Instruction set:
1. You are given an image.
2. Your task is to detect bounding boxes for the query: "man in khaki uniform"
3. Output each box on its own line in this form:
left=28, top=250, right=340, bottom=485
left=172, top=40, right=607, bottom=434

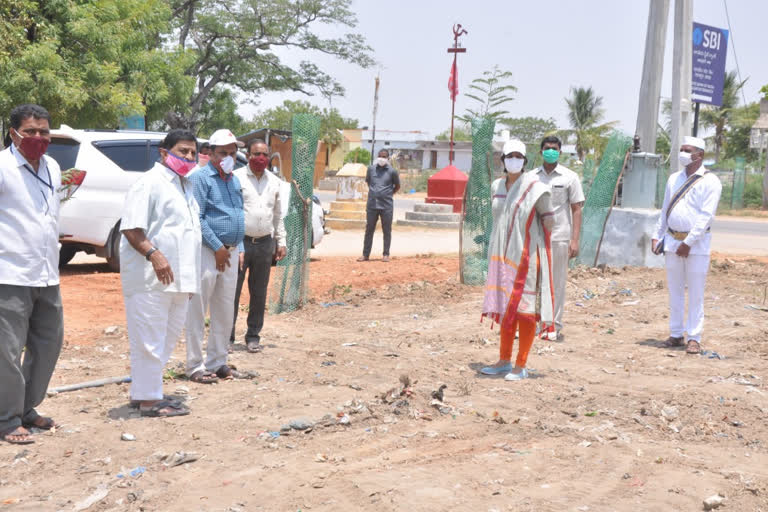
left=534, top=135, right=584, bottom=341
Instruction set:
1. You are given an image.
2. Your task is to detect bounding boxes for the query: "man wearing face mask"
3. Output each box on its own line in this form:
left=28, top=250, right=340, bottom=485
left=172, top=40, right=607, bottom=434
left=359, top=149, right=400, bottom=262
left=185, top=129, right=246, bottom=382
left=0, top=104, right=63, bottom=443
left=653, top=136, right=721, bottom=355
left=120, top=129, right=201, bottom=417
left=231, top=139, right=286, bottom=353
left=535, top=135, right=585, bottom=342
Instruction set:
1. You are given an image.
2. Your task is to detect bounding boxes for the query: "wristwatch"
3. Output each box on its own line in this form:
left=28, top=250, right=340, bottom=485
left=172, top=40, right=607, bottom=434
left=145, top=247, right=158, bottom=261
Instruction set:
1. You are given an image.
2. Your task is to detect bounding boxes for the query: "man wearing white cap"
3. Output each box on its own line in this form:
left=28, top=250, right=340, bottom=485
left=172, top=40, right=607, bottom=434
left=185, top=129, right=246, bottom=382
left=535, top=135, right=585, bottom=341
left=653, top=136, right=722, bottom=354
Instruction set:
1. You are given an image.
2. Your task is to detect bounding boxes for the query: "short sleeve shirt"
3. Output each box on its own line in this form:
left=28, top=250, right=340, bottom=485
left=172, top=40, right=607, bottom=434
left=119, top=162, right=202, bottom=297
left=535, top=165, right=585, bottom=242
left=366, top=164, right=400, bottom=210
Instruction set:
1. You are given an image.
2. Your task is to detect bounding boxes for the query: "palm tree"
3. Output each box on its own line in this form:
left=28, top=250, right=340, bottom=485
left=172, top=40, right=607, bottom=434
left=564, top=86, right=617, bottom=161
left=700, top=70, right=747, bottom=162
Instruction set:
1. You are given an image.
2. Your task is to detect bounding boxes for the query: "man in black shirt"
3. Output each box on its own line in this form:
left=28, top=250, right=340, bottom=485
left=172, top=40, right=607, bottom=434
left=358, top=149, right=400, bottom=262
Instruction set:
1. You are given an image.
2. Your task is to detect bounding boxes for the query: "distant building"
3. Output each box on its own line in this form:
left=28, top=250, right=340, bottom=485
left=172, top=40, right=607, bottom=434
left=750, top=98, right=768, bottom=155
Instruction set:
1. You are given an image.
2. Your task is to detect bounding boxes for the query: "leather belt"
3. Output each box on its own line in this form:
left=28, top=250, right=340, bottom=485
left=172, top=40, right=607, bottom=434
left=668, top=227, right=710, bottom=241
left=244, top=235, right=271, bottom=244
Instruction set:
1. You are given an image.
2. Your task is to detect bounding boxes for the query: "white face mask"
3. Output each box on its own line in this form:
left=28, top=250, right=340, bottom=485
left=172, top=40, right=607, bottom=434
left=678, top=151, right=692, bottom=168
left=376, top=157, right=388, bottom=167
left=219, top=155, right=235, bottom=174
left=504, top=157, right=525, bottom=174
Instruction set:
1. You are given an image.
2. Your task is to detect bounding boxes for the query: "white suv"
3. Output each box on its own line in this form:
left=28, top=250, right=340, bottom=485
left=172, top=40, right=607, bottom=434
left=50, top=126, right=324, bottom=270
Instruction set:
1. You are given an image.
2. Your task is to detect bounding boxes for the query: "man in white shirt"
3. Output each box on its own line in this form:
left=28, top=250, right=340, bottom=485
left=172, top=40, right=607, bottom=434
left=653, top=136, right=722, bottom=355
left=0, top=104, right=63, bottom=444
left=120, top=129, right=201, bottom=417
left=534, top=136, right=585, bottom=341
left=232, top=139, right=287, bottom=353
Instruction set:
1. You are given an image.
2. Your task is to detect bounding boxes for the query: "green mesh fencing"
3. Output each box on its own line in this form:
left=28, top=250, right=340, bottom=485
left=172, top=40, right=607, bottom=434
left=581, top=157, right=596, bottom=197
left=460, top=117, right=495, bottom=285
left=730, top=157, right=746, bottom=209
left=574, top=132, right=632, bottom=267
left=270, top=114, right=319, bottom=313
left=656, top=164, right=669, bottom=209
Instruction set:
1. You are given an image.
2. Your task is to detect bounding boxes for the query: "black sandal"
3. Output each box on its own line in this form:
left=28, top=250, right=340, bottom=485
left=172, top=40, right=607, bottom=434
left=1, top=426, right=35, bottom=445
left=663, top=336, right=685, bottom=348
left=22, top=415, right=58, bottom=431
left=188, top=370, right=219, bottom=384
left=139, top=399, right=190, bottom=417
left=215, top=365, right=247, bottom=380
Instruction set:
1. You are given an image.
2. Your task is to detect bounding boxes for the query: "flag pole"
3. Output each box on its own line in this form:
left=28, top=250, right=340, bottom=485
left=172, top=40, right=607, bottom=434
left=447, top=24, right=467, bottom=166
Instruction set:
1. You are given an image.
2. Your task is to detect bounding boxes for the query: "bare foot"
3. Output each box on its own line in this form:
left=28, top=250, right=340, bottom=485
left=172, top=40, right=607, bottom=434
left=2, top=426, right=34, bottom=444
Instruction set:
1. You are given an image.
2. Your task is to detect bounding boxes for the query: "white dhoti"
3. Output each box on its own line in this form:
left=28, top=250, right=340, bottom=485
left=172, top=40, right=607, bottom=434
left=125, top=290, right=189, bottom=401
left=185, top=246, right=239, bottom=375
left=551, top=240, right=569, bottom=331
left=664, top=252, right=710, bottom=341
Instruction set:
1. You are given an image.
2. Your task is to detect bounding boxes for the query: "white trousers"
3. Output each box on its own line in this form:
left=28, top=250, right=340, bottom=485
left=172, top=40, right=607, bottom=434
left=125, top=290, right=189, bottom=401
left=665, top=252, right=710, bottom=341
left=185, top=246, right=238, bottom=375
left=551, top=241, right=569, bottom=331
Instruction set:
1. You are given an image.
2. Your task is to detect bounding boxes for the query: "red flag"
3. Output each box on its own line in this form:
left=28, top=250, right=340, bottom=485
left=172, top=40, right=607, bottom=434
left=448, top=59, right=458, bottom=101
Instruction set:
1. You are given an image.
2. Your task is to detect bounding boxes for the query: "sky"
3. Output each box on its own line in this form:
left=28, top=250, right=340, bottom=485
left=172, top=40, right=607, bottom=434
left=240, top=0, right=768, bottom=138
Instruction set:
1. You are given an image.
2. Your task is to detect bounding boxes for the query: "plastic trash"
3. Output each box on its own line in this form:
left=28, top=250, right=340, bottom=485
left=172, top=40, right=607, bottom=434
left=117, top=466, right=145, bottom=478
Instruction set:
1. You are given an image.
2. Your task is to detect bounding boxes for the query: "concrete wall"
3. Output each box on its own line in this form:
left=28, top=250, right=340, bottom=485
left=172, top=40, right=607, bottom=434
left=596, top=208, right=664, bottom=268
left=422, top=149, right=472, bottom=171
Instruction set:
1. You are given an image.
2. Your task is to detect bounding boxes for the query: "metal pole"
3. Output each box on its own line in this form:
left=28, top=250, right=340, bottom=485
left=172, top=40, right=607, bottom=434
left=449, top=49, right=457, bottom=166
left=635, top=0, right=670, bottom=154
left=370, top=75, right=380, bottom=165
left=692, top=102, right=700, bottom=136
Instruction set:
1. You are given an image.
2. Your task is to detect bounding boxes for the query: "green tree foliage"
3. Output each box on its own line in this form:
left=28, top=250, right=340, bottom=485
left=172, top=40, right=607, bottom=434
left=457, top=66, right=517, bottom=123
left=343, top=147, right=371, bottom=165
left=563, top=86, right=617, bottom=161
left=700, top=70, right=747, bottom=162
left=0, top=0, right=191, bottom=128
left=251, top=100, right=358, bottom=146
left=499, top=116, right=558, bottom=145
left=196, top=88, right=254, bottom=138
left=166, top=0, right=374, bottom=130
left=436, top=125, right=471, bottom=141
left=723, top=102, right=759, bottom=161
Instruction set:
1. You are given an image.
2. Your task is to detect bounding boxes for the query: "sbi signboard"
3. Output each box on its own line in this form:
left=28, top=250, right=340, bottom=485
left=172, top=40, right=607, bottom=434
left=691, top=22, right=729, bottom=107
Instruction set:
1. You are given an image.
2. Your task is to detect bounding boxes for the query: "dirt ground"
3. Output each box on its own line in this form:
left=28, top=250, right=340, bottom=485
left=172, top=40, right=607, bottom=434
left=2, top=255, right=768, bottom=511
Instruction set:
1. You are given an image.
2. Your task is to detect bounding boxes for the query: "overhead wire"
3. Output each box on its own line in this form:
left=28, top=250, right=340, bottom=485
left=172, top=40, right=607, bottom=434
left=722, top=0, right=748, bottom=106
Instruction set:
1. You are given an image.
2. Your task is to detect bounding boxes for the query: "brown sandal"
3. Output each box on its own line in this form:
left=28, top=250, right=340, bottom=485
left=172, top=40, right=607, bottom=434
left=686, top=340, right=701, bottom=354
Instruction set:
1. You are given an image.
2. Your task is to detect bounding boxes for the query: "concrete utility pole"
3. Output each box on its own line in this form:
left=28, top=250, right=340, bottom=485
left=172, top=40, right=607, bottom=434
left=635, top=0, right=670, bottom=154
left=670, top=0, right=693, bottom=173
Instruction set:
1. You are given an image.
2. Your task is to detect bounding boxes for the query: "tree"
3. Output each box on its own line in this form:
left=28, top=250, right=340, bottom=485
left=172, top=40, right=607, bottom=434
left=457, top=66, right=517, bottom=123
left=436, top=125, right=471, bottom=141
left=723, top=102, right=759, bottom=161
left=251, top=99, right=358, bottom=146
left=166, top=0, right=374, bottom=130
left=196, top=88, right=254, bottom=138
left=700, top=70, right=747, bottom=162
left=343, top=147, right=370, bottom=164
left=499, top=116, right=558, bottom=145
left=563, top=86, right=617, bottom=161
left=0, top=0, right=191, bottom=129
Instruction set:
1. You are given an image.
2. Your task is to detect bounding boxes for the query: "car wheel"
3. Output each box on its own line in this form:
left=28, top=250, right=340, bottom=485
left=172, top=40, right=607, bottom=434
left=59, top=246, right=77, bottom=268
left=106, top=229, right=121, bottom=272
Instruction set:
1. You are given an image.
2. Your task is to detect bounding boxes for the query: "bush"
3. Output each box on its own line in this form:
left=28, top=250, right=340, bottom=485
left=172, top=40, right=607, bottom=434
left=344, top=147, right=371, bottom=165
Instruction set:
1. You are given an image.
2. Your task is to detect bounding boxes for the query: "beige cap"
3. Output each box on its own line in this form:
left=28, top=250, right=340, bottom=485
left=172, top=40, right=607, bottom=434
left=208, top=129, right=245, bottom=148
left=502, top=138, right=526, bottom=156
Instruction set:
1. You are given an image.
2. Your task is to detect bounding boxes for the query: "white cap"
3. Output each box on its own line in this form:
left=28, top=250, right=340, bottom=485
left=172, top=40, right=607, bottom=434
left=502, top=138, right=526, bottom=157
left=209, top=129, right=245, bottom=148
left=682, top=136, right=705, bottom=150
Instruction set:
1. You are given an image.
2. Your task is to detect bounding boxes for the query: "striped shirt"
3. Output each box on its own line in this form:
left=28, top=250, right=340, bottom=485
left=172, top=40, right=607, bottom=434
left=189, top=163, right=245, bottom=252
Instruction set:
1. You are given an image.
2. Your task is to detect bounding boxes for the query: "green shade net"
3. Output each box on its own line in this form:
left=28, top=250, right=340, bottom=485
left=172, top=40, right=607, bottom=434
left=270, top=114, right=319, bottom=313
left=460, top=117, right=495, bottom=285
left=581, top=157, right=596, bottom=197
left=656, top=163, right=669, bottom=209
left=574, top=132, right=632, bottom=267
left=730, top=157, right=746, bottom=209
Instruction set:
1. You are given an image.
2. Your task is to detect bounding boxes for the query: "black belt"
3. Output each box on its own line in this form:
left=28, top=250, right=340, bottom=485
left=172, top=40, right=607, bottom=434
left=244, top=235, right=272, bottom=244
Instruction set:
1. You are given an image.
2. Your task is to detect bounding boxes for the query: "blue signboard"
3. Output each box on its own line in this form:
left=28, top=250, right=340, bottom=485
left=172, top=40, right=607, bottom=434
left=691, top=22, right=729, bottom=106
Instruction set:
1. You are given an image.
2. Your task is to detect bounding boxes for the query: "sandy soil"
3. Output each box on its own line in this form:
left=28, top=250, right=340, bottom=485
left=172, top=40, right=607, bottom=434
left=1, top=255, right=768, bottom=511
